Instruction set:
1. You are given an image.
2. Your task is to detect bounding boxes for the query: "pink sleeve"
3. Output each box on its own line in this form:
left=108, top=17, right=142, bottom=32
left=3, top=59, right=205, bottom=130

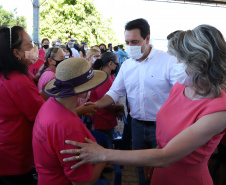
left=12, top=77, right=44, bottom=122
left=55, top=132, right=94, bottom=183
left=38, top=71, right=55, bottom=91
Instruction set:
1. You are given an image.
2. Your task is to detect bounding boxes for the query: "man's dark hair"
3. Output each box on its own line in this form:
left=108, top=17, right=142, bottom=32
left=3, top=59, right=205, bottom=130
left=125, top=18, right=150, bottom=40
left=118, top=45, right=124, bottom=49
left=114, top=46, right=118, bottom=51
left=0, top=26, right=27, bottom=79
left=108, top=43, right=112, bottom=48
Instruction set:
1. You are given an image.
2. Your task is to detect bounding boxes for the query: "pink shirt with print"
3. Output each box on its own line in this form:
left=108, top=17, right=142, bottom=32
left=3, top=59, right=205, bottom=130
left=33, top=97, right=96, bottom=185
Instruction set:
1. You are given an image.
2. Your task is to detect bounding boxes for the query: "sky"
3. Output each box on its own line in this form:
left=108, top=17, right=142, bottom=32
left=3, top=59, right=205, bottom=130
left=1, top=0, right=226, bottom=51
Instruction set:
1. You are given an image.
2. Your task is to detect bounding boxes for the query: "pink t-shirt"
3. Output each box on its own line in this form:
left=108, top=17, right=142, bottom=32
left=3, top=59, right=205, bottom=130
left=39, top=48, right=45, bottom=61
left=0, top=72, right=44, bottom=175
left=38, top=67, right=55, bottom=91
left=28, top=58, right=45, bottom=77
left=33, top=97, right=96, bottom=185
left=90, top=76, right=117, bottom=130
left=151, top=83, right=226, bottom=185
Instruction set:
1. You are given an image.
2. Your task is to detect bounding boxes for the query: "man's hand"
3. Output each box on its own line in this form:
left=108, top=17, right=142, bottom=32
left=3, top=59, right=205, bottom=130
left=76, top=104, right=98, bottom=117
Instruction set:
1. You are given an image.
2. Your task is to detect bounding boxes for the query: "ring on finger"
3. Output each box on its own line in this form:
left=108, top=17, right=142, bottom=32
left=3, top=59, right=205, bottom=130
left=75, top=155, right=80, bottom=160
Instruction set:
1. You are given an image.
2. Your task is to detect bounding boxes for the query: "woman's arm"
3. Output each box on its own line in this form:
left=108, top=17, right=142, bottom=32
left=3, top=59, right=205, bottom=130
left=61, top=111, right=226, bottom=169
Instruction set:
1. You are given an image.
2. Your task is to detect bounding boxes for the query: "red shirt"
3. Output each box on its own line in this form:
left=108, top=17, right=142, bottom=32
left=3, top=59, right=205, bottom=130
left=39, top=48, right=45, bottom=61
left=33, top=98, right=95, bottom=185
left=90, top=76, right=117, bottom=130
left=28, top=58, right=45, bottom=77
left=0, top=72, right=44, bottom=175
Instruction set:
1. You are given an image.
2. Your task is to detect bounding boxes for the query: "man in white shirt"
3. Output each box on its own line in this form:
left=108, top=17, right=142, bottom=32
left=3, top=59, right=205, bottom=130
left=88, top=18, right=177, bottom=185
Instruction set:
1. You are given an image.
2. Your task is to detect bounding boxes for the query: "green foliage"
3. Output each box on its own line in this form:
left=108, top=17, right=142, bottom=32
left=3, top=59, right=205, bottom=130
left=39, top=0, right=119, bottom=46
left=0, top=5, right=27, bottom=29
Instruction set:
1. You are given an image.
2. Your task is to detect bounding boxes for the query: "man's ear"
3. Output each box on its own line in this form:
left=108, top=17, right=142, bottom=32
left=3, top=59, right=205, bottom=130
left=13, top=49, right=21, bottom=59
left=146, top=35, right=150, bottom=45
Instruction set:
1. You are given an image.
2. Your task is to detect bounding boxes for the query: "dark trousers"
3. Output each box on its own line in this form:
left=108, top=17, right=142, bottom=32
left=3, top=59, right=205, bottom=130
left=0, top=170, right=34, bottom=185
left=131, top=118, right=157, bottom=185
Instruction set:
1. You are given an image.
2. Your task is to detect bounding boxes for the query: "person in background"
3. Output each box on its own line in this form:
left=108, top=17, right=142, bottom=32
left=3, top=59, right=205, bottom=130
left=55, top=38, right=61, bottom=46
left=65, top=47, right=73, bottom=59
left=86, top=48, right=100, bottom=66
left=113, top=46, right=121, bottom=67
left=118, top=44, right=128, bottom=64
left=91, top=52, right=123, bottom=140
left=33, top=58, right=108, bottom=185
left=37, top=47, right=64, bottom=93
left=79, top=43, right=88, bottom=58
left=59, top=45, right=71, bottom=59
left=99, top=43, right=107, bottom=54
left=61, top=24, right=226, bottom=185
left=66, top=38, right=80, bottom=52
left=91, top=45, right=100, bottom=51
left=107, top=43, right=112, bottom=52
left=60, top=45, right=73, bottom=59
left=68, top=42, right=80, bottom=58
left=73, top=39, right=80, bottom=52
left=39, top=38, right=49, bottom=61
left=51, top=40, right=56, bottom=47
left=0, top=26, right=44, bottom=185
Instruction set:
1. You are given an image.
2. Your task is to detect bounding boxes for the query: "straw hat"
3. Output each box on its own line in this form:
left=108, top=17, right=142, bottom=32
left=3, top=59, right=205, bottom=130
left=43, top=57, right=108, bottom=98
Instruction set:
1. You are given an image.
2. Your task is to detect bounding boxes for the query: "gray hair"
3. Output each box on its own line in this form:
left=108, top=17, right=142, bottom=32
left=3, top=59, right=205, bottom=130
left=44, top=46, right=62, bottom=63
left=168, top=24, right=226, bottom=98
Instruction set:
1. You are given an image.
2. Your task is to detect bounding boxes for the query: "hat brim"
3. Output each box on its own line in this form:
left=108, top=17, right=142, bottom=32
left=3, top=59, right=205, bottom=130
left=42, top=70, right=109, bottom=98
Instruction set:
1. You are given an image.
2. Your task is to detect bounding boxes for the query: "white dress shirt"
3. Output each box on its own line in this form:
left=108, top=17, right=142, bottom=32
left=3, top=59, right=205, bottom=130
left=106, top=45, right=177, bottom=121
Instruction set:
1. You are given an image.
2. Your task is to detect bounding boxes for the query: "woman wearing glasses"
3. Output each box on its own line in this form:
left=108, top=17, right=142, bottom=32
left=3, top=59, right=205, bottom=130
left=0, top=26, right=44, bottom=185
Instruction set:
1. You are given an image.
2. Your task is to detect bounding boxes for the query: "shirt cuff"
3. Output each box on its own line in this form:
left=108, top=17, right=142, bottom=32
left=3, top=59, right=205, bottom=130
left=106, top=90, right=120, bottom=104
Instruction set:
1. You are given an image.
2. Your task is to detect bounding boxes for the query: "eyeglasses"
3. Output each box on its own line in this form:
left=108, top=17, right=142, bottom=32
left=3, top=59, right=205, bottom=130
left=112, top=60, right=119, bottom=67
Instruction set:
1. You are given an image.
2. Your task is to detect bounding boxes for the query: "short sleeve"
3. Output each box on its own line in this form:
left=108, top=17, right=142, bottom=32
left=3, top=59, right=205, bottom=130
left=11, top=76, right=44, bottom=122
left=55, top=128, right=95, bottom=183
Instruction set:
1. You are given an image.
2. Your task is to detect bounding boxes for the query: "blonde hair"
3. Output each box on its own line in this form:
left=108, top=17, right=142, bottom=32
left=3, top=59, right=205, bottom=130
left=86, top=49, right=100, bottom=60
left=168, top=24, right=226, bottom=98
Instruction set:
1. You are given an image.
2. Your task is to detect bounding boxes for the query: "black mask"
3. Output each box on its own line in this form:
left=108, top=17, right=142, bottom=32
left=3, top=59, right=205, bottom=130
left=100, top=49, right=106, bottom=54
left=111, top=66, right=118, bottom=75
left=43, top=44, right=49, bottom=49
left=54, top=59, right=64, bottom=67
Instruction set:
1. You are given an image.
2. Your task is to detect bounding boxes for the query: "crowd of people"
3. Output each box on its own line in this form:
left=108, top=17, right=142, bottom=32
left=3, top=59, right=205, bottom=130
left=0, top=17, right=225, bottom=185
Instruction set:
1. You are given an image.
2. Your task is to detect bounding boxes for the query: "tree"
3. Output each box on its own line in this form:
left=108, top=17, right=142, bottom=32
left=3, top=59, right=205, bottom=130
left=0, top=5, right=27, bottom=29
left=39, top=0, right=119, bottom=46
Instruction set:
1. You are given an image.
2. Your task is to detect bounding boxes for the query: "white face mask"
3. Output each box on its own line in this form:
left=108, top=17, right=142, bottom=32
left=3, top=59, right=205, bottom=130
left=92, top=57, right=100, bottom=64
left=25, top=45, right=39, bottom=64
left=173, top=63, right=192, bottom=86
left=126, top=39, right=147, bottom=60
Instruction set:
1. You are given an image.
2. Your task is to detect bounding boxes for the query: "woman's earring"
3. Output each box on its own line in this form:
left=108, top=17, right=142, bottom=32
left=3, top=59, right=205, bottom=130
left=18, top=58, right=21, bottom=61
